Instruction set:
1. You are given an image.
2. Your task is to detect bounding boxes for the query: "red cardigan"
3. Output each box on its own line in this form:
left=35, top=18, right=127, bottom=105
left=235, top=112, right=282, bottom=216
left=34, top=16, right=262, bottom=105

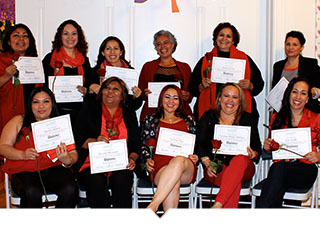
left=138, top=58, right=193, bottom=122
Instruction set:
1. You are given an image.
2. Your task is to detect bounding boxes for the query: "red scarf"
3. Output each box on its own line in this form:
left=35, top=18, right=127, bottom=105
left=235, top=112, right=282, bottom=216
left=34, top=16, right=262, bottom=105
left=100, top=59, right=129, bottom=70
left=198, top=45, right=252, bottom=120
left=50, top=47, right=85, bottom=82
left=101, top=104, right=123, bottom=140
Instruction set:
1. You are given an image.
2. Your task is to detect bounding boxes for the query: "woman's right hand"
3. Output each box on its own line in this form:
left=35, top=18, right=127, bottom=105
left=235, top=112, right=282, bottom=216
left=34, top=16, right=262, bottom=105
left=144, top=88, right=152, bottom=96
left=199, top=77, right=211, bottom=92
left=89, top=84, right=101, bottom=94
left=263, top=138, right=272, bottom=151
left=203, top=159, right=217, bottom=178
left=146, top=159, right=155, bottom=172
left=97, top=135, right=110, bottom=143
left=23, top=148, right=39, bottom=160
left=4, top=65, right=17, bottom=79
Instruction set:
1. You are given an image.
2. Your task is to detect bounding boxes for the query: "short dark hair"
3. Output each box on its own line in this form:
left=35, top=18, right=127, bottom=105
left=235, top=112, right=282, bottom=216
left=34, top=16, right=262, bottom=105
left=51, top=19, right=88, bottom=56
left=2, top=23, right=38, bottom=56
left=212, top=22, right=240, bottom=47
left=97, top=76, right=129, bottom=107
left=22, top=87, right=59, bottom=128
left=285, top=31, right=306, bottom=46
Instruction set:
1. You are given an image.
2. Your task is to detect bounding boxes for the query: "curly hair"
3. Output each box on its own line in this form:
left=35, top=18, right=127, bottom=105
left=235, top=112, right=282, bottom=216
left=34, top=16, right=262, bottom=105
left=51, top=19, right=88, bottom=56
left=153, top=30, right=178, bottom=53
left=212, top=22, right=240, bottom=47
left=2, top=23, right=38, bottom=56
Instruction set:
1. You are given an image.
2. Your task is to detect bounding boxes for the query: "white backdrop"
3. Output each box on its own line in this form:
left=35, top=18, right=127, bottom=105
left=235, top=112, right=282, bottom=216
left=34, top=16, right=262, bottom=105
left=16, top=0, right=317, bottom=142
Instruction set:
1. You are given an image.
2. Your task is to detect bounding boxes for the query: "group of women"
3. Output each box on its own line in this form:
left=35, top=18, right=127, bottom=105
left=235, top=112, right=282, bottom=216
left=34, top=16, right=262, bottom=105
left=0, top=19, right=319, bottom=210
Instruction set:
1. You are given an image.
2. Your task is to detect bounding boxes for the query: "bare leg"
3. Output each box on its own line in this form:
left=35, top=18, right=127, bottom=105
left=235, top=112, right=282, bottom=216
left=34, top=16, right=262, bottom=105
left=162, top=181, right=180, bottom=212
left=147, top=156, right=194, bottom=212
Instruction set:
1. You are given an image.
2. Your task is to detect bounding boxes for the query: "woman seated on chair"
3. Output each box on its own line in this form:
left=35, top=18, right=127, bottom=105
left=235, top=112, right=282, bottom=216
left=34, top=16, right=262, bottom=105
left=73, top=77, right=140, bottom=208
left=257, top=77, right=320, bottom=208
left=141, top=85, right=197, bottom=213
left=0, top=87, right=78, bottom=208
left=195, top=82, right=261, bottom=208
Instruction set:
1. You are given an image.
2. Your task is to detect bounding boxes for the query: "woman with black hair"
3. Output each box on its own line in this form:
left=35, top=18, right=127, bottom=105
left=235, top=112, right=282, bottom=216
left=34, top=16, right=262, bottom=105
left=0, top=23, right=38, bottom=135
left=257, top=77, right=320, bottom=208
left=0, top=87, right=78, bottom=208
left=89, top=36, right=142, bottom=110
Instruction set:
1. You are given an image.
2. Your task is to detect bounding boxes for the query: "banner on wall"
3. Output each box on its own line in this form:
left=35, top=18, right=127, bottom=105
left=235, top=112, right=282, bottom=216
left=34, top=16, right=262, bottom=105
left=0, top=0, right=15, bottom=21
left=134, top=0, right=180, bottom=13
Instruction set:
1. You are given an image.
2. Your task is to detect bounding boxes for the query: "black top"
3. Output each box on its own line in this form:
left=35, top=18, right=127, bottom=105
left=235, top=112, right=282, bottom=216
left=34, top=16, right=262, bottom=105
left=194, top=109, right=262, bottom=166
left=189, top=51, right=264, bottom=121
left=72, top=94, right=141, bottom=175
left=272, top=55, right=320, bottom=113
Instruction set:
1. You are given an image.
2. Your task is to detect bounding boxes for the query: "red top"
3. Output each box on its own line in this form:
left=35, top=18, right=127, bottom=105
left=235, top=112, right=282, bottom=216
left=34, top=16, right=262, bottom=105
left=138, top=58, right=193, bottom=122
left=0, top=52, right=25, bottom=134
left=269, top=108, right=320, bottom=164
left=2, top=128, right=75, bottom=175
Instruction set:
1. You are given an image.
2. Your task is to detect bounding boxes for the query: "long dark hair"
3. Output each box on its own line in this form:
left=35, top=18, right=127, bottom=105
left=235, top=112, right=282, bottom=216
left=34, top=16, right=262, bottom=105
left=94, top=36, right=132, bottom=69
left=22, top=87, right=59, bottom=128
left=155, top=85, right=184, bottom=119
left=51, top=19, right=88, bottom=56
left=271, top=77, right=311, bottom=130
left=2, top=23, right=38, bottom=56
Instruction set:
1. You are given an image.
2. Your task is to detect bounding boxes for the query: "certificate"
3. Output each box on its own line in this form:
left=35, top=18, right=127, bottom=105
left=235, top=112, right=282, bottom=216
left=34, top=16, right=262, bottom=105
left=14, top=57, right=45, bottom=84
left=271, top=127, right=311, bottom=160
left=88, top=139, right=128, bottom=174
left=105, top=66, right=139, bottom=95
left=156, top=127, right=195, bottom=157
left=211, top=57, right=246, bottom=84
left=48, top=75, right=83, bottom=103
left=31, top=114, right=75, bottom=153
left=213, top=125, right=251, bottom=155
left=265, top=77, right=289, bottom=112
left=148, top=82, right=181, bottom=108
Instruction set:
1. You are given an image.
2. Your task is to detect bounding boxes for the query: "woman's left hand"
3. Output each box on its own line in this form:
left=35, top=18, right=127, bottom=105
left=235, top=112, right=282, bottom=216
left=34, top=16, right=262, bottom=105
left=132, top=86, right=142, bottom=98
left=238, top=79, right=253, bottom=90
left=56, top=142, right=71, bottom=164
left=305, top=152, right=320, bottom=163
left=181, top=90, right=190, bottom=101
left=188, top=154, right=199, bottom=164
left=77, top=85, right=87, bottom=96
left=247, top=146, right=258, bottom=160
left=127, top=157, right=136, bottom=171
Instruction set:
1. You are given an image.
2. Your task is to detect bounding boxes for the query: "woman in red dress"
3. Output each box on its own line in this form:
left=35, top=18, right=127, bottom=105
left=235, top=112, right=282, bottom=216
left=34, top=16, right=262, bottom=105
left=140, top=85, right=197, bottom=213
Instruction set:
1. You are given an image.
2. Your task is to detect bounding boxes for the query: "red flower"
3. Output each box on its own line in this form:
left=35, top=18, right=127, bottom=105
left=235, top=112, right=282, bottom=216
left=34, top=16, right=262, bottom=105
left=12, top=53, right=20, bottom=62
left=97, top=68, right=106, bottom=77
left=106, top=120, right=114, bottom=130
left=269, top=139, right=280, bottom=151
left=146, top=138, right=157, bottom=147
left=211, top=139, right=222, bottom=150
left=205, top=52, right=213, bottom=62
left=54, top=60, right=63, bottom=69
left=20, top=127, right=30, bottom=138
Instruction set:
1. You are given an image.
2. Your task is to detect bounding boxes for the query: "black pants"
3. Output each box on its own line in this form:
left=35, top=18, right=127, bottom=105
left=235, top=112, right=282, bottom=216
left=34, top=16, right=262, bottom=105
left=256, top=161, right=318, bottom=208
left=11, top=165, right=78, bottom=208
left=78, top=168, right=133, bottom=208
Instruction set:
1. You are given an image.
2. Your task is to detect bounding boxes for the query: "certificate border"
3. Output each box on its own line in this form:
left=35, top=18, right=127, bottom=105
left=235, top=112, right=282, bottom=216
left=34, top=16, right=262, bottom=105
left=89, top=139, right=129, bottom=174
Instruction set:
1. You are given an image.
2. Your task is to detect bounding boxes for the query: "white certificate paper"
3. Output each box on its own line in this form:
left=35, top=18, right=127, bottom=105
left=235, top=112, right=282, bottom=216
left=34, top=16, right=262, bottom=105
left=105, top=66, right=138, bottom=95
left=213, top=125, right=251, bottom=156
left=211, top=57, right=246, bottom=84
left=271, top=127, right=311, bottom=160
left=148, top=82, right=181, bottom=108
left=265, top=77, right=289, bottom=112
left=48, top=75, right=83, bottom=103
left=156, top=127, right=195, bottom=157
left=14, top=57, right=45, bottom=84
left=31, top=114, right=75, bottom=153
left=88, top=139, right=128, bottom=174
